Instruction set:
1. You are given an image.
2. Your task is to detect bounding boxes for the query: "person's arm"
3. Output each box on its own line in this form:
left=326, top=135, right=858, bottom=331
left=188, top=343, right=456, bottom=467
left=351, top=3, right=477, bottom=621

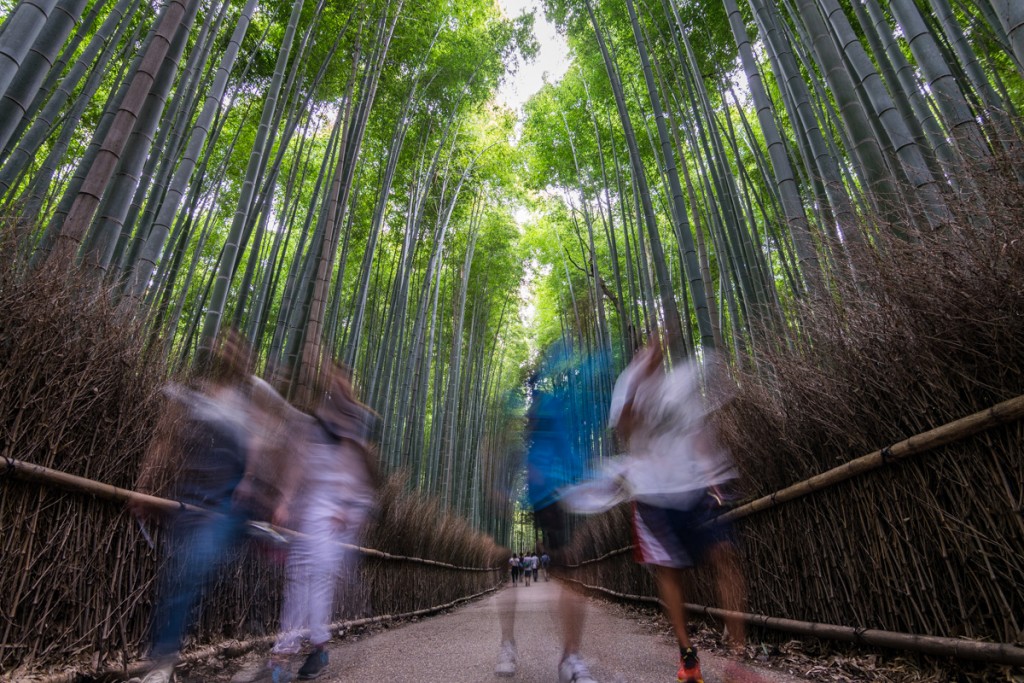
left=245, top=376, right=312, bottom=523
left=609, top=363, right=641, bottom=443
left=132, top=385, right=191, bottom=518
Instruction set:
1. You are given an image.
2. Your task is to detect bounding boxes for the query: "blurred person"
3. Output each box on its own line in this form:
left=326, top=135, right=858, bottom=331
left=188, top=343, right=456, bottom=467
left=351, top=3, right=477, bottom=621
left=523, top=551, right=532, bottom=587
left=607, top=339, right=751, bottom=683
left=529, top=550, right=540, bottom=582
left=510, top=553, right=521, bottom=585
left=133, top=335, right=260, bottom=683
left=540, top=551, right=551, bottom=581
left=237, top=364, right=379, bottom=682
left=495, top=343, right=602, bottom=683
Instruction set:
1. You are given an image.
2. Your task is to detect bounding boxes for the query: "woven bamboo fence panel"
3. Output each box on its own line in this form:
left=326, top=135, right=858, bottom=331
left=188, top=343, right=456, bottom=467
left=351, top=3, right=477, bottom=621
left=0, top=469, right=503, bottom=678
left=0, top=256, right=502, bottom=679
left=563, top=180, right=1024, bottom=663
left=561, top=421, right=1024, bottom=655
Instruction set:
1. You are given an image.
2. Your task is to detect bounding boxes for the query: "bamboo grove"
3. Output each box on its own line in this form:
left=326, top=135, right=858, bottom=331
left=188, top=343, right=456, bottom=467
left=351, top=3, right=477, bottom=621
left=0, top=0, right=541, bottom=543
left=1, top=0, right=1023, bottom=552
left=517, top=0, right=1024, bottom=657
left=520, top=0, right=1023, bottom=365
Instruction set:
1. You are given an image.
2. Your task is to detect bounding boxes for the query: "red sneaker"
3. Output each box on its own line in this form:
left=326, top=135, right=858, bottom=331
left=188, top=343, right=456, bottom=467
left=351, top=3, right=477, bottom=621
left=677, top=648, right=704, bottom=683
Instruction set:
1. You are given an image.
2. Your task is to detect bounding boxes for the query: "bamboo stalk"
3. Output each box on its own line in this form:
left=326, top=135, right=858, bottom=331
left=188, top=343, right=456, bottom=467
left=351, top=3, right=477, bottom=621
left=1, top=457, right=502, bottom=572
left=563, top=578, right=1024, bottom=666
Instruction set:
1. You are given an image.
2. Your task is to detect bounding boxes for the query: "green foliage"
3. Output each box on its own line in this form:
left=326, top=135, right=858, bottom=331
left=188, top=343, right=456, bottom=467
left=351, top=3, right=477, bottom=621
left=3, top=0, right=1024, bottom=546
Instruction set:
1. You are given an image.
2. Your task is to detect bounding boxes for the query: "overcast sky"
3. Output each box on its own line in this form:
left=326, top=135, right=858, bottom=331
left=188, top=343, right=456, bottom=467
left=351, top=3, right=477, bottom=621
left=496, top=0, right=571, bottom=112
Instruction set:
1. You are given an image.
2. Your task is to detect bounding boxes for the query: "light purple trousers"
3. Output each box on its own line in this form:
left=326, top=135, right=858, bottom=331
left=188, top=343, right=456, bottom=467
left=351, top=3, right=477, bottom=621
left=272, top=485, right=369, bottom=652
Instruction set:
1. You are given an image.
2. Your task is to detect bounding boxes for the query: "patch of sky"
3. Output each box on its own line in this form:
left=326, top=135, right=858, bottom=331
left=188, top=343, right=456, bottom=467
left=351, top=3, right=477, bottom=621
left=495, top=0, right=571, bottom=114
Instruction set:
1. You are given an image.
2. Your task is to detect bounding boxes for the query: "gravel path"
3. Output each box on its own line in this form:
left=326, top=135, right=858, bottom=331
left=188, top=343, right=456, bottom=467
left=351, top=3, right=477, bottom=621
left=297, top=579, right=809, bottom=683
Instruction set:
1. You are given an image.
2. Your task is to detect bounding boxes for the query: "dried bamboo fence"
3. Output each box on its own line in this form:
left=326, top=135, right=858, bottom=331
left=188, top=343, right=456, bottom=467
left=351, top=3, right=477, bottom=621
left=560, top=397, right=1024, bottom=666
left=0, top=461, right=504, bottom=681
left=561, top=579, right=1024, bottom=666
left=0, top=245, right=507, bottom=680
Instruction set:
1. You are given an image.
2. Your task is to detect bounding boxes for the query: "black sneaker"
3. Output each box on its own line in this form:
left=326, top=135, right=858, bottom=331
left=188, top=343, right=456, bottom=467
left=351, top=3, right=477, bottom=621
left=297, top=647, right=328, bottom=680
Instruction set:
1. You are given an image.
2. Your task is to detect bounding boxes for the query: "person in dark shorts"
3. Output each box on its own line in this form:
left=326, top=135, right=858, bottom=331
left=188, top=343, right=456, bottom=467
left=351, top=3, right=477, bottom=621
left=509, top=553, right=521, bottom=585
left=610, top=340, right=752, bottom=683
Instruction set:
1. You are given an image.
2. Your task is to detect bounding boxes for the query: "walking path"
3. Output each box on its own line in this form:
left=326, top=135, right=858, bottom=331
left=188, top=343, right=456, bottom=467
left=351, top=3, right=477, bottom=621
left=303, top=579, right=808, bottom=682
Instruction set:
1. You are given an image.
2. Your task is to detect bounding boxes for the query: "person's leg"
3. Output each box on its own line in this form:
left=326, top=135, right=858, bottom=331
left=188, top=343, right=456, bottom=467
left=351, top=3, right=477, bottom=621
left=498, top=577, right=517, bottom=643
left=273, top=524, right=314, bottom=656
left=710, top=543, right=765, bottom=682
left=230, top=501, right=314, bottom=682
left=653, top=564, right=705, bottom=683
left=555, top=585, right=597, bottom=683
left=653, top=565, right=690, bottom=649
left=533, top=504, right=596, bottom=682
left=151, top=508, right=247, bottom=661
left=495, top=573, right=519, bottom=676
left=684, top=493, right=747, bottom=652
left=302, top=496, right=354, bottom=649
left=300, top=501, right=365, bottom=680
left=708, top=541, right=747, bottom=649
left=634, top=502, right=705, bottom=682
left=558, top=583, right=585, bottom=656
left=271, top=487, right=344, bottom=655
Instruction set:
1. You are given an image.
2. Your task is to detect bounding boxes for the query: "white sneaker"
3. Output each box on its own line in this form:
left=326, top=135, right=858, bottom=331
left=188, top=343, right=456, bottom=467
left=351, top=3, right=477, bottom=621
left=494, top=640, right=518, bottom=677
left=559, top=653, right=597, bottom=683
left=140, top=664, right=174, bottom=683
left=230, top=657, right=294, bottom=683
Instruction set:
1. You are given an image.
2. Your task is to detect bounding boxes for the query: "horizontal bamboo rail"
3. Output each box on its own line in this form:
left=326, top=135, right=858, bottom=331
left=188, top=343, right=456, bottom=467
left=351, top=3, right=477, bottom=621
left=1, top=456, right=502, bottom=572
left=17, top=584, right=502, bottom=683
left=718, top=393, right=1024, bottom=524
left=566, top=393, right=1024, bottom=567
left=564, top=579, right=1024, bottom=667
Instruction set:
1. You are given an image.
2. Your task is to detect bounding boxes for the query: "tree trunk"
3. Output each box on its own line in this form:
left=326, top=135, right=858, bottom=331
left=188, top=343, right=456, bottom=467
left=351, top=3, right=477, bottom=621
left=623, top=0, right=716, bottom=354
left=197, top=0, right=305, bottom=361
left=0, top=0, right=61, bottom=105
